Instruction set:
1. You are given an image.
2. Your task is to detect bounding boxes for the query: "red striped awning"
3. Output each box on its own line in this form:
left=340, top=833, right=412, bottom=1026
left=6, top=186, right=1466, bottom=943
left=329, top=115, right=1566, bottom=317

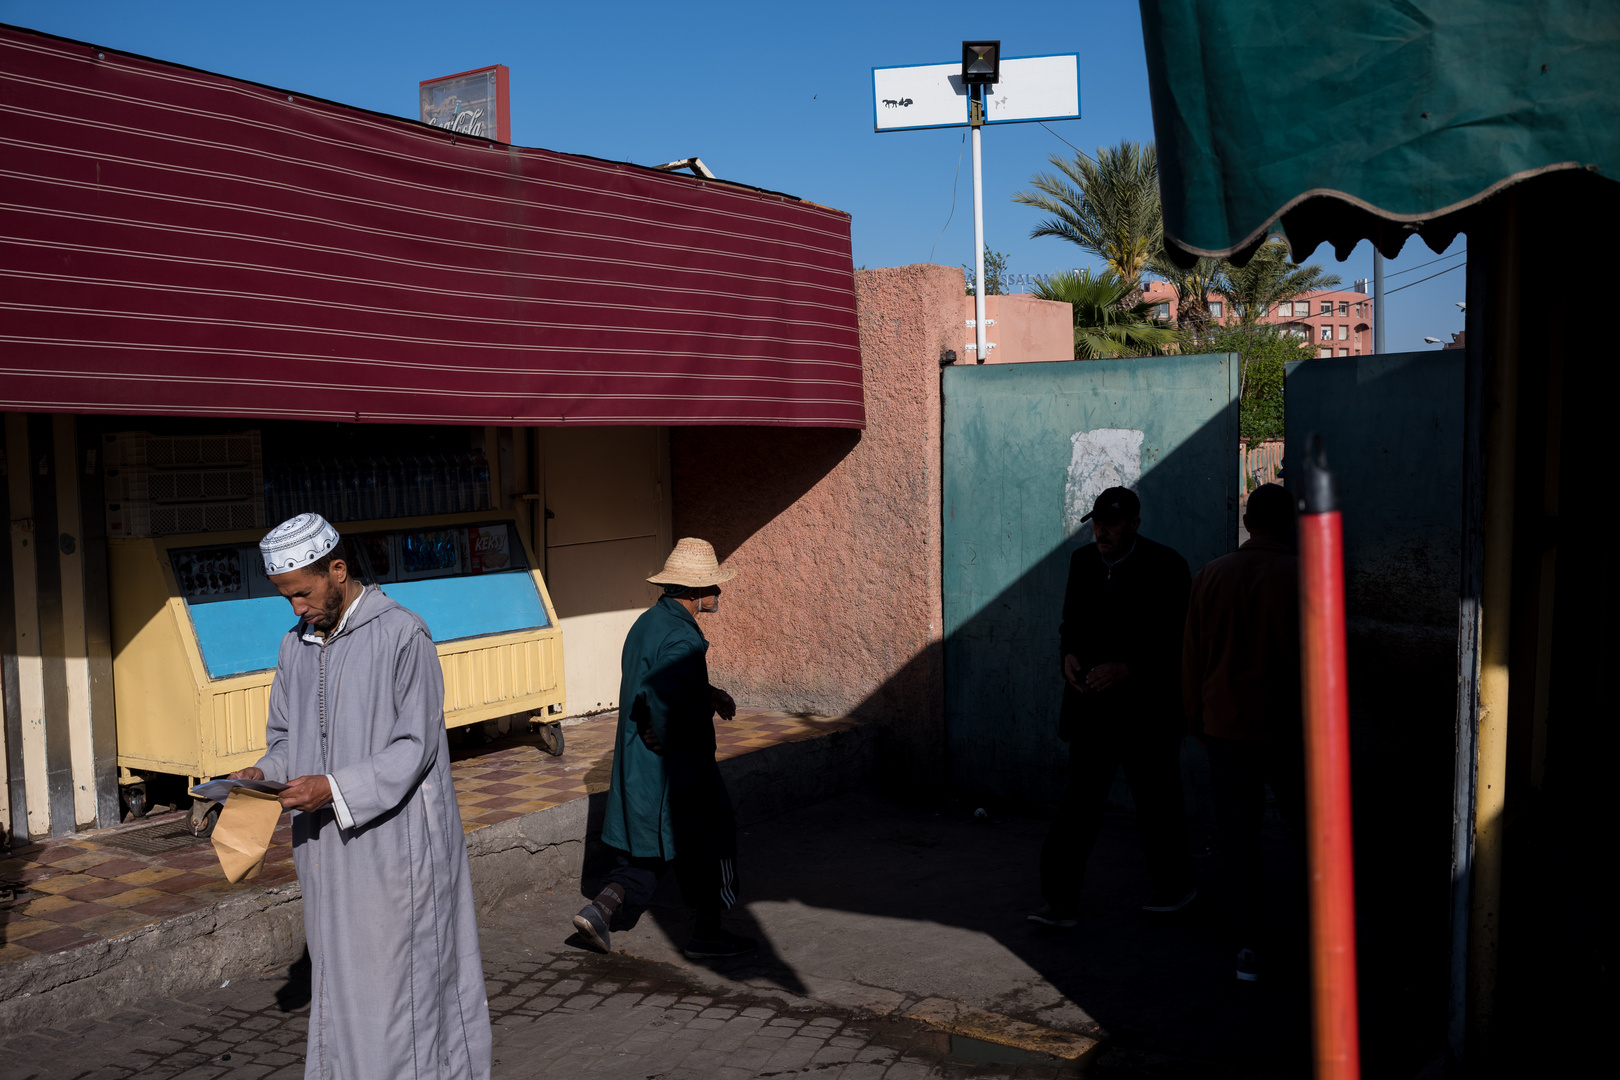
left=0, top=25, right=864, bottom=428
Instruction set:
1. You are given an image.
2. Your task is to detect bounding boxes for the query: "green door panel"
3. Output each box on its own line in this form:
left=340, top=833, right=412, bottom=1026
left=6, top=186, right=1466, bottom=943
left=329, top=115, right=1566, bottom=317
left=942, top=355, right=1238, bottom=803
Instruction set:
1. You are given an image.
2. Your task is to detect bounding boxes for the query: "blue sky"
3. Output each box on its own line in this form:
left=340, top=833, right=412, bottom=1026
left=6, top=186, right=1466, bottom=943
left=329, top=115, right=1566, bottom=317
left=2, top=0, right=1465, bottom=350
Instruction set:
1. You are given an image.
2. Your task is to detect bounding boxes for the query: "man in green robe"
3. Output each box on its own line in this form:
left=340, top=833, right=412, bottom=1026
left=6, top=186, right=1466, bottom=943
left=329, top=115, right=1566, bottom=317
left=573, top=537, right=756, bottom=959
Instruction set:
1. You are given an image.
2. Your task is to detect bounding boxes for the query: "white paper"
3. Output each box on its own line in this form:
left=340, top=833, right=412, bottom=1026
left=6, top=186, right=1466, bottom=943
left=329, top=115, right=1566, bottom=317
left=1064, top=429, right=1145, bottom=535
left=190, top=777, right=288, bottom=803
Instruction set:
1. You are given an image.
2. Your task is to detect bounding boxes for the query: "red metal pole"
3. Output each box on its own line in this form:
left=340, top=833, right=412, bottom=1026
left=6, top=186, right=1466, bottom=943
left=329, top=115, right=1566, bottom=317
left=1297, top=437, right=1361, bottom=1080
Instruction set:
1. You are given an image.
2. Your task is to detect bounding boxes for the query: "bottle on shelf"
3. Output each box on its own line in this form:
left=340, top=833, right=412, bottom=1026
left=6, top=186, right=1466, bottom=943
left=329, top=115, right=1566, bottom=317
left=425, top=453, right=444, bottom=515
left=263, top=469, right=278, bottom=526
left=329, top=458, right=346, bottom=521
left=293, top=459, right=315, bottom=520
left=456, top=450, right=473, bottom=514
left=317, top=458, right=337, bottom=521
left=272, top=462, right=292, bottom=523
left=385, top=454, right=406, bottom=519
left=340, top=457, right=363, bottom=522
left=472, top=450, right=491, bottom=510
left=360, top=456, right=380, bottom=521
left=412, top=453, right=433, bottom=518
left=441, top=453, right=458, bottom=515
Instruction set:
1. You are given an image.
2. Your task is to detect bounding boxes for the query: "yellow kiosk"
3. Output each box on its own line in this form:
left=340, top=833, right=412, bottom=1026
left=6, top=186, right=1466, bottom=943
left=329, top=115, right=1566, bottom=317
left=110, top=510, right=565, bottom=831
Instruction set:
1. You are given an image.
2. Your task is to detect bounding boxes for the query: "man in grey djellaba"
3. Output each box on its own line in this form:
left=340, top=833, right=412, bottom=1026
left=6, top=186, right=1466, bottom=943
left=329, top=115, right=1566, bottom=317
left=230, top=513, right=491, bottom=1080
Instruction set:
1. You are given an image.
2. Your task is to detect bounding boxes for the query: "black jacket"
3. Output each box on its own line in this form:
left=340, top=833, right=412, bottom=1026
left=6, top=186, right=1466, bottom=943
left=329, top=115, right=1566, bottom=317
left=1057, top=534, right=1191, bottom=741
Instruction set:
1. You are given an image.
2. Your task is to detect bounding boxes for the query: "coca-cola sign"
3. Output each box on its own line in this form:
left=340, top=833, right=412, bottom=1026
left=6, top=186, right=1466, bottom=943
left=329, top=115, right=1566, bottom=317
left=419, top=65, right=511, bottom=143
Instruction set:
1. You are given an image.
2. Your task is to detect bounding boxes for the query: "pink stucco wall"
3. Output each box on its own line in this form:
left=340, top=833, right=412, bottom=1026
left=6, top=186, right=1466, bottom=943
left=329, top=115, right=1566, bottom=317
left=670, top=264, right=959, bottom=783
left=961, top=293, right=1074, bottom=364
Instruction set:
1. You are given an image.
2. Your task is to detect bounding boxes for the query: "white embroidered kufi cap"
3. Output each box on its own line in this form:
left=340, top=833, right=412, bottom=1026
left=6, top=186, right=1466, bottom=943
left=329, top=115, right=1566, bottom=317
left=260, top=513, right=340, bottom=576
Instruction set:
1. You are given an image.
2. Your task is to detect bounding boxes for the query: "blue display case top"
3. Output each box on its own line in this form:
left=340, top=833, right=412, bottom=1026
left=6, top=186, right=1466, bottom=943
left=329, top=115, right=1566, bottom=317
left=171, top=521, right=549, bottom=679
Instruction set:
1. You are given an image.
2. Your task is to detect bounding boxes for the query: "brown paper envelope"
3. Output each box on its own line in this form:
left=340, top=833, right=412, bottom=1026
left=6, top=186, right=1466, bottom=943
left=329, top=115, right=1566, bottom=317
left=211, top=788, right=284, bottom=884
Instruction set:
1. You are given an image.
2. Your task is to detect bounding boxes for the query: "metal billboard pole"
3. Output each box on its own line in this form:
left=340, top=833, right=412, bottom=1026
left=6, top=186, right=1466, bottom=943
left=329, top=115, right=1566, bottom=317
left=1374, top=251, right=1386, bottom=353
left=970, top=85, right=986, bottom=364
left=872, top=49, right=1080, bottom=365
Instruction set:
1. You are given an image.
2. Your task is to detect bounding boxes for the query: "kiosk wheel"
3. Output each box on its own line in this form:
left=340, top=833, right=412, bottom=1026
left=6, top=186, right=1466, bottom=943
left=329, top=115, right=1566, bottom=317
left=189, top=798, right=222, bottom=838
left=535, top=722, right=565, bottom=757
left=121, top=782, right=148, bottom=822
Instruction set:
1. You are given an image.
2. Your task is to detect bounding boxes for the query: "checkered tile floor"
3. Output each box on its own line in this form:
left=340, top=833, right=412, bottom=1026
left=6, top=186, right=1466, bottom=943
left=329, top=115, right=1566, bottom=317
left=0, top=710, right=853, bottom=967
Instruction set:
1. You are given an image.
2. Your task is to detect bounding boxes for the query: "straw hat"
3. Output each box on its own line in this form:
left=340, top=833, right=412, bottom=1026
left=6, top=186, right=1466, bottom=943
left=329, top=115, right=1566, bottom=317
left=647, top=538, right=736, bottom=588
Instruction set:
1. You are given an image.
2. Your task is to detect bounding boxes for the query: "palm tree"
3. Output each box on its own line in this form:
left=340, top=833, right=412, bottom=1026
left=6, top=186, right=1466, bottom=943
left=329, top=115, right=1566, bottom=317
left=1035, top=270, right=1182, bottom=359
left=1013, top=142, right=1161, bottom=286
left=1148, top=253, right=1226, bottom=341
left=1216, top=237, right=1342, bottom=320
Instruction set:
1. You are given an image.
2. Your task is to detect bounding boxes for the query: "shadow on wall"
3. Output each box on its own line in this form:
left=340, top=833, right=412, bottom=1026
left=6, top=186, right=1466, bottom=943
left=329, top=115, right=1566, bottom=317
left=671, top=263, right=960, bottom=786
left=938, top=355, right=1241, bottom=810
left=677, top=428, right=861, bottom=566
left=672, top=422, right=940, bottom=784
left=672, top=345, right=1246, bottom=840
left=665, top=340, right=1462, bottom=1074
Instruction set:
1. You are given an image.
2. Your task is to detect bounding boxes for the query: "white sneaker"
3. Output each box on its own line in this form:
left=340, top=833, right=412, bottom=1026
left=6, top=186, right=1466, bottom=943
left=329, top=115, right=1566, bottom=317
left=1027, top=905, right=1080, bottom=927
left=1142, top=886, right=1198, bottom=913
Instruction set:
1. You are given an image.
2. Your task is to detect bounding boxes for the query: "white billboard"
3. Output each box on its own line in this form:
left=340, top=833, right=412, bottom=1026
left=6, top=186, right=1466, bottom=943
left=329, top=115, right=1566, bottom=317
left=873, top=54, right=1079, bottom=132
left=985, top=55, right=1080, bottom=125
left=872, top=62, right=966, bottom=132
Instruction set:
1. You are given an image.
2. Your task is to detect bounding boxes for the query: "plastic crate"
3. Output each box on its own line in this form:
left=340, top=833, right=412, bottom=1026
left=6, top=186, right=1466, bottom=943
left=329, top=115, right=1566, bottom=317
left=105, top=466, right=261, bottom=504
left=105, top=500, right=265, bottom=538
left=104, top=431, right=261, bottom=472
left=102, top=430, right=265, bottom=537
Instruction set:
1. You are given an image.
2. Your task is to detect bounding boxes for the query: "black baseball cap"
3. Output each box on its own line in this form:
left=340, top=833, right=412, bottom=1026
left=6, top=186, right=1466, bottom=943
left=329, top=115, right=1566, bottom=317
left=1081, top=486, right=1140, bottom=524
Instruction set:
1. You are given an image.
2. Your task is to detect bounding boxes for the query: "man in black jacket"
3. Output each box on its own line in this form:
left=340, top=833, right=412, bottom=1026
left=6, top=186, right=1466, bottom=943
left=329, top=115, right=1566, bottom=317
left=1031, top=487, right=1196, bottom=926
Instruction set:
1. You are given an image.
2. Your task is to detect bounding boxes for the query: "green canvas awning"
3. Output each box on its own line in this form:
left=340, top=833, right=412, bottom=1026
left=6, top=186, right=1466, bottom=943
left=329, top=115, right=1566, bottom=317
left=1140, top=0, right=1620, bottom=265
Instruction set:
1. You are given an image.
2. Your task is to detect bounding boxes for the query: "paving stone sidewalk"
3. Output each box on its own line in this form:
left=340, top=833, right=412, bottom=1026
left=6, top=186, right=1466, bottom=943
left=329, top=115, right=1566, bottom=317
left=0, top=711, right=854, bottom=969
left=0, top=935, right=1087, bottom=1080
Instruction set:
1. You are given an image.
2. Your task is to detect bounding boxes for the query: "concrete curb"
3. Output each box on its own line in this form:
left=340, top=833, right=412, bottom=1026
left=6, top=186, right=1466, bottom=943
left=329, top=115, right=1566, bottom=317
left=0, top=721, right=875, bottom=1032
left=904, top=996, right=1106, bottom=1063
left=0, top=883, right=305, bottom=1032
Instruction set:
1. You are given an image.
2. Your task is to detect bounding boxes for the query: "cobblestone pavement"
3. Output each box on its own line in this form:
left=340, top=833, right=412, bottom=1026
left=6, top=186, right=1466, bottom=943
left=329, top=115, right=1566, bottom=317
left=0, top=941, right=1091, bottom=1080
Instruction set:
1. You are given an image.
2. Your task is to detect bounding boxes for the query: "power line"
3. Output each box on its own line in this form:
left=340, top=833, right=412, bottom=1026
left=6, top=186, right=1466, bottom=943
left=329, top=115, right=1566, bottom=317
left=1383, top=260, right=1465, bottom=295
left=928, top=132, right=967, bottom=265
left=1384, top=249, right=1466, bottom=278
left=1039, top=121, right=1094, bottom=163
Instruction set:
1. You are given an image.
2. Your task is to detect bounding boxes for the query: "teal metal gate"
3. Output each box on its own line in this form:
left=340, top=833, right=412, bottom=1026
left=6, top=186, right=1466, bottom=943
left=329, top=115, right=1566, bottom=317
left=942, top=355, right=1239, bottom=804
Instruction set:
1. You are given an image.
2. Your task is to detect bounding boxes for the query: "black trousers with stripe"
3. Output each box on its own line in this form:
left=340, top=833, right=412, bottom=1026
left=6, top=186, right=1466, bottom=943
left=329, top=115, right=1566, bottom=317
left=1040, top=723, right=1193, bottom=909
left=606, top=756, right=738, bottom=914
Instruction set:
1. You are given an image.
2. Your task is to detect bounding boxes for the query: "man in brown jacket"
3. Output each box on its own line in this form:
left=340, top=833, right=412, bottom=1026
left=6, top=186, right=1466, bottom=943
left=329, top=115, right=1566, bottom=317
left=1182, top=483, right=1304, bottom=983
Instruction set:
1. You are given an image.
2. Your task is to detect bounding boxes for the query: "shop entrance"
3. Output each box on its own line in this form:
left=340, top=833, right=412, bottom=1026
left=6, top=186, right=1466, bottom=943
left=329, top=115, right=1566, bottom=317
left=539, top=428, right=673, bottom=718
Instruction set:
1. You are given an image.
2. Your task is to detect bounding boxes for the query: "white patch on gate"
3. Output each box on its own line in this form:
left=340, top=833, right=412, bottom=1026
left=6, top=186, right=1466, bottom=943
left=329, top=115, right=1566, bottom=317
left=1064, top=429, right=1145, bottom=534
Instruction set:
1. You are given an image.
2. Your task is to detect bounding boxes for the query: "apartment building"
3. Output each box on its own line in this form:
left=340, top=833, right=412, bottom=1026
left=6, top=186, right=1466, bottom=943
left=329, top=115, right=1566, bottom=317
left=1139, top=281, right=1375, bottom=357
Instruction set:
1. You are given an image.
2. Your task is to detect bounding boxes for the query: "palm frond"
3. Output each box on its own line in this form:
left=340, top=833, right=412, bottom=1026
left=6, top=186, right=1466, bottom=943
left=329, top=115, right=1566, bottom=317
left=1215, top=238, right=1343, bottom=319
left=1035, top=269, right=1181, bottom=359
left=1013, top=142, right=1162, bottom=283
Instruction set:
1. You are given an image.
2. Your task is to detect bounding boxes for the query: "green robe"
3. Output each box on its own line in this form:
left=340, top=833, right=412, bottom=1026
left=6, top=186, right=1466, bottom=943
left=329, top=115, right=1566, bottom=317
left=601, top=596, right=724, bottom=859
